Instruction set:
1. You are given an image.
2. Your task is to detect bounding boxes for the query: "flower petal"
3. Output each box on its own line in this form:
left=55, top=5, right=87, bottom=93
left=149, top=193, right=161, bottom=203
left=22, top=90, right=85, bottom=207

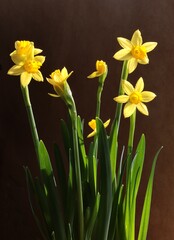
left=127, top=58, right=138, bottom=73
left=131, top=30, right=142, bottom=46
left=123, top=102, right=136, bottom=118
left=87, top=130, right=96, bottom=138
left=48, top=93, right=60, bottom=97
left=20, top=72, right=32, bottom=87
left=137, top=102, right=149, bottom=115
left=104, top=119, right=110, bottom=128
left=34, top=48, right=43, bottom=55
left=117, top=37, right=132, bottom=49
left=7, top=65, right=24, bottom=75
left=135, top=77, right=144, bottom=92
left=122, top=80, right=134, bottom=95
left=141, top=91, right=156, bottom=102
left=34, top=55, right=45, bottom=64
left=142, top=42, right=157, bottom=52
left=113, top=95, right=129, bottom=103
left=138, top=55, right=149, bottom=64
left=87, top=71, right=99, bottom=78
left=61, top=67, right=68, bottom=78
left=113, top=49, right=131, bottom=61
left=32, top=71, right=44, bottom=82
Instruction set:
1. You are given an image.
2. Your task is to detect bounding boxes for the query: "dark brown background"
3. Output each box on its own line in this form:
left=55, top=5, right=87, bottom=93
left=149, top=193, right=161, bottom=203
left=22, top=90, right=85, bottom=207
left=0, top=0, right=173, bottom=239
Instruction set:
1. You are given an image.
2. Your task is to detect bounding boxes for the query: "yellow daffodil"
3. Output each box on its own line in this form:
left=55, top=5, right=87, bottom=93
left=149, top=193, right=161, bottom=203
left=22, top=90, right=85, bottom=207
left=113, top=30, right=157, bottom=73
left=113, top=77, right=156, bottom=118
left=87, top=60, right=107, bottom=78
left=47, top=67, right=73, bottom=97
left=8, top=41, right=45, bottom=87
left=87, top=119, right=110, bottom=138
left=10, top=40, right=43, bottom=64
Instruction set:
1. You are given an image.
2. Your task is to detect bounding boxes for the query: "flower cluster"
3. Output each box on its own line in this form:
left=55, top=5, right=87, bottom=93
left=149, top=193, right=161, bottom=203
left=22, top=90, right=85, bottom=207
left=7, top=30, right=160, bottom=240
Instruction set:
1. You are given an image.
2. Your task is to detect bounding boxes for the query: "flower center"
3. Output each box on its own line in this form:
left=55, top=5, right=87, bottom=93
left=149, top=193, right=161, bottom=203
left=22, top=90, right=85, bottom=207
left=129, top=92, right=142, bottom=104
left=88, top=119, right=96, bottom=130
left=16, top=41, right=31, bottom=55
left=24, top=60, right=42, bottom=73
left=131, top=46, right=146, bottom=60
left=97, top=61, right=106, bottom=74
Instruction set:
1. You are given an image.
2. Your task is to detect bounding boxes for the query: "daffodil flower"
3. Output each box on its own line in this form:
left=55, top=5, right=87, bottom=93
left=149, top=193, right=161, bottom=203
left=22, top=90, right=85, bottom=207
left=113, top=77, right=156, bottom=118
left=87, top=60, right=107, bottom=78
left=113, top=30, right=157, bottom=73
left=10, top=40, right=43, bottom=65
left=47, top=67, right=73, bottom=97
left=87, top=119, right=110, bottom=138
left=8, top=41, right=45, bottom=87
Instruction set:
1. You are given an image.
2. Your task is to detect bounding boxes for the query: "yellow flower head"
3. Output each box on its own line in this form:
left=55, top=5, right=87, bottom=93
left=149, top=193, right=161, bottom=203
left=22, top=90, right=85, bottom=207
left=47, top=67, right=73, bottom=97
left=87, top=118, right=110, bottom=138
left=113, top=30, right=157, bottom=73
left=113, top=77, right=156, bottom=118
left=10, top=40, right=43, bottom=65
left=8, top=40, right=45, bottom=87
left=87, top=60, right=107, bottom=78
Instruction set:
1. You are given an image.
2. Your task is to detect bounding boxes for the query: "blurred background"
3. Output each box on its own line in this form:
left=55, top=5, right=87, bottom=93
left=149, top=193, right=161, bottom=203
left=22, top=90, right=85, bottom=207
left=0, top=0, right=173, bottom=239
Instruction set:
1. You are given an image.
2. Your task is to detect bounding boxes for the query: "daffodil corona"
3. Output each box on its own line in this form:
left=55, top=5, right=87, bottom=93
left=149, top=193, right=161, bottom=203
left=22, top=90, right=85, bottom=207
left=113, top=30, right=157, bottom=73
left=114, top=77, right=156, bottom=118
left=87, top=60, right=107, bottom=78
left=87, top=119, right=110, bottom=138
left=8, top=40, right=45, bottom=87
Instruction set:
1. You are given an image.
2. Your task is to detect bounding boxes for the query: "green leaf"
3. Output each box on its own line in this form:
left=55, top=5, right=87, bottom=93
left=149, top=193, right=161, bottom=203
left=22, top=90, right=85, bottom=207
left=85, top=193, right=100, bottom=240
left=124, top=134, right=145, bottom=240
left=24, top=167, right=51, bottom=240
left=38, top=140, right=66, bottom=240
left=38, top=140, right=52, bottom=175
left=130, top=134, right=146, bottom=201
left=95, top=118, right=112, bottom=240
left=138, top=146, right=163, bottom=240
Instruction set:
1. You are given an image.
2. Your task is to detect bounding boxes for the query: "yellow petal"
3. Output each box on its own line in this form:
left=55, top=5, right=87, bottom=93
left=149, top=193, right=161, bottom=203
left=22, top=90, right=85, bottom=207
left=113, top=95, right=129, bottom=103
left=103, top=119, right=110, bottom=128
left=117, top=37, right=132, bottom=49
left=20, top=72, right=32, bottom=87
left=138, top=56, right=149, bottom=64
left=137, top=102, right=149, bottom=115
left=34, top=48, right=43, bottom=55
left=32, top=71, right=44, bottom=82
left=127, top=58, right=138, bottom=73
left=122, top=80, right=134, bottom=95
left=131, top=29, right=142, bottom=46
left=87, top=71, right=98, bottom=78
left=87, top=130, right=96, bottom=138
left=123, top=102, right=136, bottom=118
left=34, top=55, right=45, bottom=64
left=135, top=77, right=144, bottom=92
left=61, top=67, right=68, bottom=78
left=142, top=42, right=157, bottom=52
left=113, top=49, right=131, bottom=61
left=141, top=91, right=156, bottom=102
left=7, top=65, right=24, bottom=75
left=48, top=93, right=60, bottom=97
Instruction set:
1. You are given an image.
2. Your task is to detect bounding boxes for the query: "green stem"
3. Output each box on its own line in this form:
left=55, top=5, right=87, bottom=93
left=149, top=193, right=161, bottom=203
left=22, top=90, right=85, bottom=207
left=113, top=61, right=128, bottom=134
left=127, top=111, right=136, bottom=157
left=96, top=75, right=105, bottom=118
left=67, top=97, right=84, bottom=240
left=109, top=61, right=128, bottom=182
left=21, top=85, right=40, bottom=160
left=126, top=111, right=136, bottom=179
